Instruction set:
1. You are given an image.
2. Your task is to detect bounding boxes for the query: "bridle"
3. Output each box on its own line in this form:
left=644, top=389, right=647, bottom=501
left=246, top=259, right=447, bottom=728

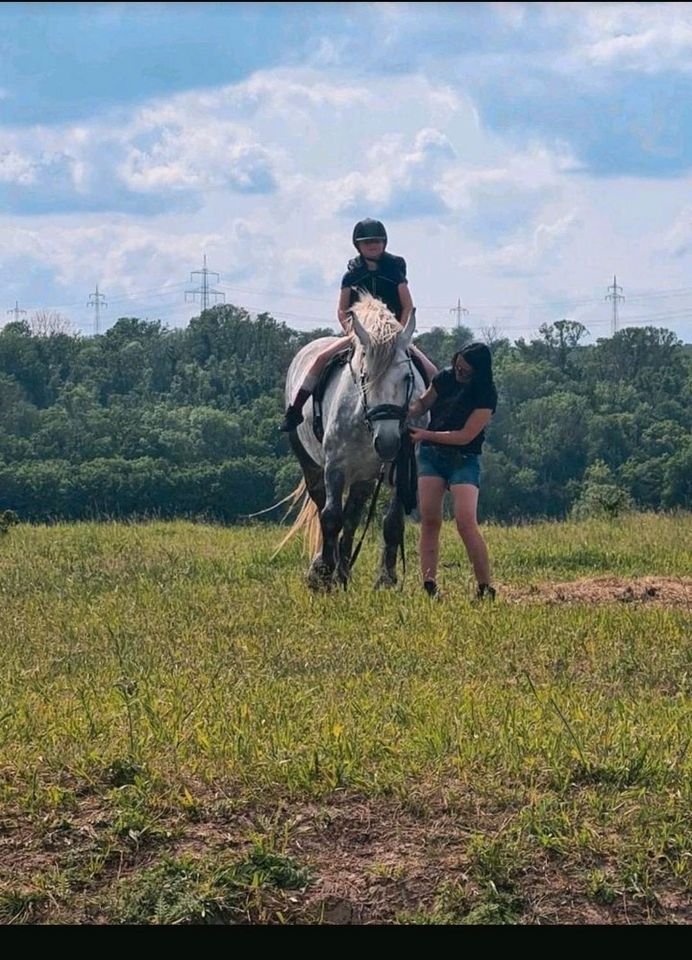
left=348, top=353, right=416, bottom=437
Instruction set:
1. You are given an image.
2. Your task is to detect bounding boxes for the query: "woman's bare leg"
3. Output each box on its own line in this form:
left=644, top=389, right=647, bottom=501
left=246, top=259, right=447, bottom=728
left=450, top=483, right=491, bottom=585
left=418, top=476, right=446, bottom=583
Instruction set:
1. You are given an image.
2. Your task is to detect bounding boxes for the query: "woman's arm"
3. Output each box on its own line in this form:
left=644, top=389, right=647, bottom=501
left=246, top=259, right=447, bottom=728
left=410, top=408, right=493, bottom=445
left=408, top=384, right=438, bottom=419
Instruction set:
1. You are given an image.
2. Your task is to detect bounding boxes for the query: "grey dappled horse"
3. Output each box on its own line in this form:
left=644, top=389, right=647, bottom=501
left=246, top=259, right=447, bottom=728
left=284, top=293, right=428, bottom=591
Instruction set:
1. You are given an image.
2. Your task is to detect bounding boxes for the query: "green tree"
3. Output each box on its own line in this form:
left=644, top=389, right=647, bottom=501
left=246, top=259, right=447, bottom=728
left=571, top=461, right=633, bottom=520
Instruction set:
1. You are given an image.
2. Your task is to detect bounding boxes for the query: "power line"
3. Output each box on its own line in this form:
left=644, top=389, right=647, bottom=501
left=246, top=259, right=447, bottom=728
left=46, top=281, right=189, bottom=313
left=449, top=297, right=469, bottom=329
left=622, top=285, right=692, bottom=303
left=185, top=255, right=225, bottom=313
left=65, top=273, right=692, bottom=318
left=217, top=280, right=336, bottom=305
left=87, top=284, right=107, bottom=335
left=6, top=300, right=27, bottom=324
left=23, top=273, right=692, bottom=320
left=86, top=283, right=188, bottom=309
left=11, top=272, right=692, bottom=340
left=609, top=306, right=692, bottom=323
left=605, top=275, right=625, bottom=336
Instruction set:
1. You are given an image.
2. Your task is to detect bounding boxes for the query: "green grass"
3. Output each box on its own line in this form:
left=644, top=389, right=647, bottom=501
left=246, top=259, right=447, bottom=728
left=0, top=513, right=690, bottom=923
left=107, top=842, right=312, bottom=924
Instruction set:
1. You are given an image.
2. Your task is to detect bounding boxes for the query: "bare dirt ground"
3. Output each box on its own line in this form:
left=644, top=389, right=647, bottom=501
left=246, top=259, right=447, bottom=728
left=2, top=786, right=690, bottom=925
left=503, top=576, right=692, bottom=609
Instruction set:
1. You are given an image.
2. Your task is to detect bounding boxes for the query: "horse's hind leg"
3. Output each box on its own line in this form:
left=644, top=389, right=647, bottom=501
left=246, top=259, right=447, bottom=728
left=289, top=433, right=331, bottom=590
left=375, top=493, right=404, bottom=589
left=337, top=480, right=374, bottom=587
left=289, top=433, right=325, bottom=510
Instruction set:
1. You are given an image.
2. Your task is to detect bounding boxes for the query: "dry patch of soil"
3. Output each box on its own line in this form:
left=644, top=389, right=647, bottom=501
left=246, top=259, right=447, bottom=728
left=504, top=576, right=692, bottom=609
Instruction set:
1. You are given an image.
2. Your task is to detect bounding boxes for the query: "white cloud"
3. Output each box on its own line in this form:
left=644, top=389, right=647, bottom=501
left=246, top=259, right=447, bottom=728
left=459, top=211, right=580, bottom=276
left=0, top=220, right=211, bottom=290
left=0, top=67, right=373, bottom=208
left=1, top=55, right=691, bottom=342
left=118, top=121, right=277, bottom=194
left=559, top=2, right=692, bottom=73
left=310, top=37, right=341, bottom=68
left=659, top=204, right=692, bottom=258
left=322, top=127, right=457, bottom=218
left=0, top=150, right=37, bottom=184
left=0, top=67, right=475, bottom=215
left=582, top=22, right=692, bottom=72
left=227, top=70, right=371, bottom=111
left=439, top=142, right=573, bottom=213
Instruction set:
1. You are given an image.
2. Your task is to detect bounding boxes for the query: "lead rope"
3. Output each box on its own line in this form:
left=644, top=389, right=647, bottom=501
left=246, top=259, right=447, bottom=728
left=349, top=466, right=385, bottom=571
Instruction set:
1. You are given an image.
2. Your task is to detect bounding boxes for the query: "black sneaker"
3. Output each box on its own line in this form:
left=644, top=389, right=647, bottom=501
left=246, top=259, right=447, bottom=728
left=278, top=407, right=304, bottom=432
left=424, top=580, right=443, bottom=601
left=476, top=583, right=496, bottom=601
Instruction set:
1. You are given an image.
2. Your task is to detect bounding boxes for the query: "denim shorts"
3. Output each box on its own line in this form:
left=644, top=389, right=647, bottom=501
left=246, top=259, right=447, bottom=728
left=417, top=443, right=481, bottom=488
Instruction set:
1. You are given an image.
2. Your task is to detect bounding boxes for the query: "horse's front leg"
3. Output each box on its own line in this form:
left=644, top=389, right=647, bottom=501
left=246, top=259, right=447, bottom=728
left=307, top=464, right=345, bottom=591
left=337, top=479, right=374, bottom=587
left=375, top=493, right=404, bottom=589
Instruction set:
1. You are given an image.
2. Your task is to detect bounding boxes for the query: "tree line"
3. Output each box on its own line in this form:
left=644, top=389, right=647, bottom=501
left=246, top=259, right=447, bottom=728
left=0, top=306, right=689, bottom=523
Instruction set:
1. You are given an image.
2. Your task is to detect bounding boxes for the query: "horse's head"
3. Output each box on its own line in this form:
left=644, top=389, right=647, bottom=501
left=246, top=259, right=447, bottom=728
left=350, top=294, right=418, bottom=462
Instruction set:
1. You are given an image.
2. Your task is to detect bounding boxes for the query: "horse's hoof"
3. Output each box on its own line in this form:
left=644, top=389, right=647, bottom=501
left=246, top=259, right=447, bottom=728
left=306, top=560, right=334, bottom=593
left=374, top=573, right=397, bottom=590
left=306, top=573, right=334, bottom=593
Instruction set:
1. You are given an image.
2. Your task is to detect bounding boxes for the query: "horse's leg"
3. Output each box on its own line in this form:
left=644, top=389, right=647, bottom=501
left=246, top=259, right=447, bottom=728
left=311, top=464, right=345, bottom=590
left=289, top=432, right=330, bottom=587
left=337, top=479, right=374, bottom=587
left=375, top=493, right=405, bottom=589
left=289, top=432, right=325, bottom=510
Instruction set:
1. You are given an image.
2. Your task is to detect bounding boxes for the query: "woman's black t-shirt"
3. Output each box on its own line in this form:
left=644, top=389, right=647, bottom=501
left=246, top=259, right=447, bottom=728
left=426, top=368, right=497, bottom=454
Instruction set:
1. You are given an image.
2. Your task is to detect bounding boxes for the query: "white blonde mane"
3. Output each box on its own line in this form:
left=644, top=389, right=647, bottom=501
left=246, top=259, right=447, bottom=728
left=350, top=292, right=403, bottom=391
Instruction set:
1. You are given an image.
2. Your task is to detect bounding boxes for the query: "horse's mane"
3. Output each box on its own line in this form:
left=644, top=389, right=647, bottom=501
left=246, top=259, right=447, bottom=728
left=350, top=292, right=402, bottom=392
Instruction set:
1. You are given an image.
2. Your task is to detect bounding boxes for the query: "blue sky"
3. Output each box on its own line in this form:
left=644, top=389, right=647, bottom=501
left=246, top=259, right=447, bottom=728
left=1, top=1, right=692, bottom=342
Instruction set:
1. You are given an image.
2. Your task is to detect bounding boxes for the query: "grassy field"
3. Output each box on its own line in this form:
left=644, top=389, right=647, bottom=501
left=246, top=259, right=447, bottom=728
left=0, top=513, right=690, bottom=924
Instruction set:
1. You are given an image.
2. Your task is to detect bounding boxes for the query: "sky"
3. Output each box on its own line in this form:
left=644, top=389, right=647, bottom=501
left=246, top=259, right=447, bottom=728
left=1, top=1, right=692, bottom=343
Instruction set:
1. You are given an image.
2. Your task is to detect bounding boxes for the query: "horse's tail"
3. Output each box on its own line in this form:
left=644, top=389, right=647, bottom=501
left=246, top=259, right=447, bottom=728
left=271, top=479, right=322, bottom=559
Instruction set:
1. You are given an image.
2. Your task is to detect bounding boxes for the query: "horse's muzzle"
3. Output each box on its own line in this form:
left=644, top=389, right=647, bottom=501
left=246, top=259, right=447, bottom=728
left=371, top=422, right=403, bottom=462
left=366, top=403, right=409, bottom=462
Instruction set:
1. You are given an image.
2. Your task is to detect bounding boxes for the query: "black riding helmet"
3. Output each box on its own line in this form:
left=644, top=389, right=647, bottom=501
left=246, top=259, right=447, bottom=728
left=352, top=218, right=388, bottom=251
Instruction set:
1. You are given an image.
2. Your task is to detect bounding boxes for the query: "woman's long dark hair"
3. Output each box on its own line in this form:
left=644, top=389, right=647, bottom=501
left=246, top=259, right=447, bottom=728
left=452, top=342, right=497, bottom=402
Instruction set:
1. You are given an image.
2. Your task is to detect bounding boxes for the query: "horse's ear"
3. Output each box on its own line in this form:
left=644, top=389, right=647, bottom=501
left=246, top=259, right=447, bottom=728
left=398, top=308, right=416, bottom=349
left=350, top=311, right=370, bottom=349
